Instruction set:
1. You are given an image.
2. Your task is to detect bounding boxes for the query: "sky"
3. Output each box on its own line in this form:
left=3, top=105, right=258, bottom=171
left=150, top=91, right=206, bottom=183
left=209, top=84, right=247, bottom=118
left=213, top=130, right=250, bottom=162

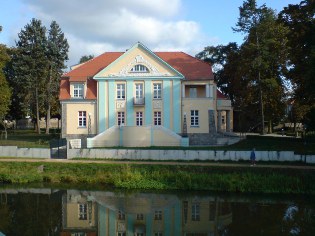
left=0, top=0, right=301, bottom=67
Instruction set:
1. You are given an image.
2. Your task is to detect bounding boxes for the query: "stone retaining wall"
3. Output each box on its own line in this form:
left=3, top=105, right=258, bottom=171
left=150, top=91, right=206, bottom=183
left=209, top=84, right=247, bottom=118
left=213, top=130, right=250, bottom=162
left=68, top=149, right=315, bottom=164
left=0, top=146, right=50, bottom=158
left=0, top=145, right=314, bottom=164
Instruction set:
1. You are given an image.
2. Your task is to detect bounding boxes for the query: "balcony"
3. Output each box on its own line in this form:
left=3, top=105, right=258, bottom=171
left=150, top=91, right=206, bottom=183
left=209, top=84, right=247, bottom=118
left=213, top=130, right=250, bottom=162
left=133, top=97, right=145, bottom=106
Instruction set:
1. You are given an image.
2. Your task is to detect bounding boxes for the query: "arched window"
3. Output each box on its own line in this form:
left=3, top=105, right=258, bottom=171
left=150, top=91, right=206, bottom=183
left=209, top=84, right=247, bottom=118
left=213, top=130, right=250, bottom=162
left=131, top=64, right=149, bottom=73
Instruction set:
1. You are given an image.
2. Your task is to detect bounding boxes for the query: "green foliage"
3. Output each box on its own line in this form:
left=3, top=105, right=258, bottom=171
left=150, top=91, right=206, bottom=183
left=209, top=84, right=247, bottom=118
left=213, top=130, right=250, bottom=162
left=0, top=44, right=11, bottom=120
left=79, top=55, right=94, bottom=64
left=0, top=162, right=314, bottom=194
left=197, top=0, right=290, bottom=132
left=7, top=18, right=68, bottom=130
left=279, top=0, right=315, bottom=128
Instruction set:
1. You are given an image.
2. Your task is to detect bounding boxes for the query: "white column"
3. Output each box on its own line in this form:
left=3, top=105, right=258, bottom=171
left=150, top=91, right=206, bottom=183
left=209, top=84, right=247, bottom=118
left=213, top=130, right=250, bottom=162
left=206, top=84, right=210, bottom=98
left=209, top=85, right=213, bottom=98
left=182, top=84, right=185, bottom=98
left=217, top=110, right=222, bottom=132
left=226, top=110, right=231, bottom=132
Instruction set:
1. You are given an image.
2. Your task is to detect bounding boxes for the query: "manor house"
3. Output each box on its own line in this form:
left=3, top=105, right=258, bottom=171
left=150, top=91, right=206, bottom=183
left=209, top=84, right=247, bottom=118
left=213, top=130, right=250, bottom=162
left=59, top=42, right=233, bottom=147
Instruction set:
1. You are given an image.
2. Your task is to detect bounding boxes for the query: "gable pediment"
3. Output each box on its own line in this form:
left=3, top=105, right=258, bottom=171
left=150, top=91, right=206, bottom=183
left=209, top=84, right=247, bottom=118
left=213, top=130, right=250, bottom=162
left=94, top=42, right=184, bottom=79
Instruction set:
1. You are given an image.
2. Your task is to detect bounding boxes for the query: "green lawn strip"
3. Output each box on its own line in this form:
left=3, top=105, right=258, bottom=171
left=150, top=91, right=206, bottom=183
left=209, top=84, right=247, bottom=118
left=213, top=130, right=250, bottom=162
left=1, top=130, right=315, bottom=153
left=0, top=162, right=314, bottom=194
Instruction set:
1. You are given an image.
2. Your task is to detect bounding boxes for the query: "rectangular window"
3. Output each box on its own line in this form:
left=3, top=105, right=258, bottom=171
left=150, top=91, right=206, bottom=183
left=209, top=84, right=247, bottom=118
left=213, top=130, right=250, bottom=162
left=136, top=213, right=144, bottom=220
left=154, top=210, right=162, bottom=220
left=135, top=83, right=143, bottom=98
left=117, top=112, right=125, bottom=126
left=78, top=204, right=87, bottom=220
left=118, top=210, right=125, bottom=220
left=190, top=110, right=199, bottom=127
left=209, top=202, right=215, bottom=221
left=154, top=111, right=161, bottom=126
left=136, top=112, right=143, bottom=126
left=117, top=232, right=126, bottom=236
left=192, top=203, right=200, bottom=221
left=117, top=84, right=125, bottom=99
left=78, top=111, right=86, bottom=127
left=222, top=115, right=225, bottom=124
left=73, top=84, right=84, bottom=98
left=153, top=83, right=162, bottom=99
left=154, top=233, right=163, bottom=236
left=189, top=87, right=197, bottom=98
left=72, top=233, right=86, bottom=236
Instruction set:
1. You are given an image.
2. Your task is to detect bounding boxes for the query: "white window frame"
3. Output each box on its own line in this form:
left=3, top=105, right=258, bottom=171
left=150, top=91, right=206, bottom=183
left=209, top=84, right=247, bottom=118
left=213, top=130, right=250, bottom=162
left=73, top=83, right=84, bottom=98
left=131, top=64, right=149, bottom=72
left=118, top=210, right=125, bottom=220
left=192, top=203, right=200, bottom=221
left=136, top=213, right=144, bottom=220
left=117, top=112, right=125, bottom=126
left=78, top=111, right=87, bottom=127
left=135, top=83, right=143, bottom=98
left=190, top=110, right=199, bottom=127
left=153, top=83, right=162, bottom=99
left=154, top=111, right=162, bottom=126
left=154, top=210, right=162, bottom=220
left=78, top=204, right=87, bottom=220
left=136, top=112, right=143, bottom=126
left=117, top=84, right=125, bottom=99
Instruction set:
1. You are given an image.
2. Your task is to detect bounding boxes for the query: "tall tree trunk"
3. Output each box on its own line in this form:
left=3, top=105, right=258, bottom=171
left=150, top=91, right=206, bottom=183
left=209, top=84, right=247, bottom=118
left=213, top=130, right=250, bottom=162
left=36, top=88, right=40, bottom=134
left=256, top=28, right=265, bottom=135
left=45, top=65, right=52, bottom=134
left=46, top=105, right=51, bottom=134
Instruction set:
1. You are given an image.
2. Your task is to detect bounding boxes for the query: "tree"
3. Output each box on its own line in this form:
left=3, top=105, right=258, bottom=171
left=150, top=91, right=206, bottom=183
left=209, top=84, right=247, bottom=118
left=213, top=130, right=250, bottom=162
left=45, top=21, right=69, bottom=134
left=279, top=0, right=315, bottom=130
left=79, top=54, right=94, bottom=64
left=0, top=44, right=12, bottom=139
left=233, top=0, right=289, bottom=133
left=197, top=0, right=289, bottom=133
left=10, top=18, right=48, bottom=134
left=9, top=19, right=69, bottom=134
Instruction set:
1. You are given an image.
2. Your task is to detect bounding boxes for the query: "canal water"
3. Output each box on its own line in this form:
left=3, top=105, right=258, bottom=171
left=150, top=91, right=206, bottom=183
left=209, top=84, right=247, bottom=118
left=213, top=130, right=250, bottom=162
left=0, top=187, right=314, bottom=236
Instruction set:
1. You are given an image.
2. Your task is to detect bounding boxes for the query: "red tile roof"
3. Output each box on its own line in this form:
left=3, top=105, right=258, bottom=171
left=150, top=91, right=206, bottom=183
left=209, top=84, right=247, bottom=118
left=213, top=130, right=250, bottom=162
left=64, top=52, right=123, bottom=81
left=60, top=50, right=214, bottom=100
left=156, top=52, right=213, bottom=80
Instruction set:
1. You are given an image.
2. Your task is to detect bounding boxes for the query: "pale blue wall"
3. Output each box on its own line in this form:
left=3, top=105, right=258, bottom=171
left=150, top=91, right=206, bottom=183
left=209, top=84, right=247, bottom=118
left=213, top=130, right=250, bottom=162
left=98, top=205, right=107, bottom=236
left=108, top=81, right=116, bottom=127
left=98, top=81, right=106, bottom=133
left=145, top=81, right=152, bottom=125
left=173, top=80, right=181, bottom=133
left=97, top=78, right=181, bottom=134
left=126, top=81, right=134, bottom=126
left=163, top=80, right=171, bottom=129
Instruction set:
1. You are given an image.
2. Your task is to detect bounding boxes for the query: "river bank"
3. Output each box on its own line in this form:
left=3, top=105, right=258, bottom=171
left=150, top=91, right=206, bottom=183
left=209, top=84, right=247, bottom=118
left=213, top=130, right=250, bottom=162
left=0, top=160, right=314, bottom=194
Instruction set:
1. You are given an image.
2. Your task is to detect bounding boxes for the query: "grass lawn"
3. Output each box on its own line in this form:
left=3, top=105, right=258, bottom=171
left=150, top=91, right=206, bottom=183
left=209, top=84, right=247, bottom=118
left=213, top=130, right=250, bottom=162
left=0, top=129, right=314, bottom=153
left=0, top=129, right=60, bottom=148
left=225, top=135, right=315, bottom=153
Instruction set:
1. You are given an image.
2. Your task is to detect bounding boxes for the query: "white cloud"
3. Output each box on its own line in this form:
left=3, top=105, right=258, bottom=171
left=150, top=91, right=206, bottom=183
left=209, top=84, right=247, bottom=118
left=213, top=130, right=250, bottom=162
left=20, top=0, right=209, bottom=66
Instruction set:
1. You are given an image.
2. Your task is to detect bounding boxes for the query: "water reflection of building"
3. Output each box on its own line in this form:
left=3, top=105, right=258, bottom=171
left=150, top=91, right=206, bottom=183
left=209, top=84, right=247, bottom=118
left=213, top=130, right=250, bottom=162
left=182, top=198, right=232, bottom=235
left=61, top=192, right=98, bottom=236
left=60, top=191, right=232, bottom=236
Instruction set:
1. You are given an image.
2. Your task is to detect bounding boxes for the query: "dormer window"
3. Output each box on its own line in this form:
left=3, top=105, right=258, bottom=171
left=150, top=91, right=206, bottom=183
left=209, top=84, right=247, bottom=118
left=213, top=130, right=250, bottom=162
left=73, top=83, right=84, bottom=98
left=130, top=64, right=149, bottom=73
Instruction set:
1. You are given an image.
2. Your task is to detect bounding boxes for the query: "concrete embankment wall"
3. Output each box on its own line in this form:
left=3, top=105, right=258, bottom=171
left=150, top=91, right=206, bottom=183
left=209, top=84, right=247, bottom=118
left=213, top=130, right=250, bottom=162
left=0, top=145, right=314, bottom=164
left=0, top=146, right=50, bottom=158
left=68, top=149, right=315, bottom=164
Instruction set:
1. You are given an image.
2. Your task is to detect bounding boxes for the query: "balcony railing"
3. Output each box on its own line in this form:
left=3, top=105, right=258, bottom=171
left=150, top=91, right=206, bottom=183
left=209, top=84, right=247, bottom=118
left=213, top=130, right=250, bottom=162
left=134, top=97, right=145, bottom=106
